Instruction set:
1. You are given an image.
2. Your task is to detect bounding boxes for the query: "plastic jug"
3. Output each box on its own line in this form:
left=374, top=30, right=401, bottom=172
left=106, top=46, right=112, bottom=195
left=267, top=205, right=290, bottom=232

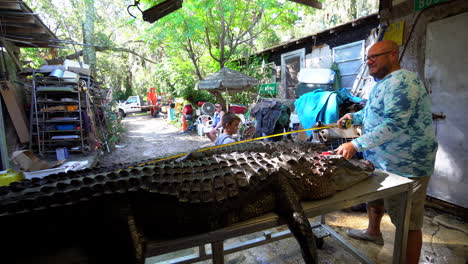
left=0, top=169, right=24, bottom=187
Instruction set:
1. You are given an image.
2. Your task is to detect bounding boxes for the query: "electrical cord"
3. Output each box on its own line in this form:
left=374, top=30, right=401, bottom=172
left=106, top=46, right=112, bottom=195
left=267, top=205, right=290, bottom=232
left=127, top=0, right=143, bottom=19
left=399, top=0, right=456, bottom=63
left=399, top=10, right=424, bottom=64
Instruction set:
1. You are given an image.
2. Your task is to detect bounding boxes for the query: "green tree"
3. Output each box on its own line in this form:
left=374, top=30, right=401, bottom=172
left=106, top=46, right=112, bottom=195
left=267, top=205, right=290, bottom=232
left=21, top=0, right=378, bottom=107
left=23, top=0, right=161, bottom=98
left=141, top=0, right=302, bottom=106
left=83, top=0, right=96, bottom=74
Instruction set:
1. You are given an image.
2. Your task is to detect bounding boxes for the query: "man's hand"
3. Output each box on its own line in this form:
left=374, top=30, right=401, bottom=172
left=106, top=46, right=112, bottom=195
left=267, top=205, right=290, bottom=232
left=335, top=142, right=357, bottom=159
left=337, top=114, right=353, bottom=129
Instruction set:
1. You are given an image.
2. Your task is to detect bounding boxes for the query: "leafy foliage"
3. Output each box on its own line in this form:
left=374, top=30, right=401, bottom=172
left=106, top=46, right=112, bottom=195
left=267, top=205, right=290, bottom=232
left=20, top=48, right=46, bottom=69
left=21, top=0, right=378, bottom=107
left=101, top=102, right=125, bottom=150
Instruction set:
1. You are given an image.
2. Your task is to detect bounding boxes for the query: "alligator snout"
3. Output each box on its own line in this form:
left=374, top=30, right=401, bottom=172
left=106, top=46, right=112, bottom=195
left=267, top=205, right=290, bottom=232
left=327, top=157, right=375, bottom=191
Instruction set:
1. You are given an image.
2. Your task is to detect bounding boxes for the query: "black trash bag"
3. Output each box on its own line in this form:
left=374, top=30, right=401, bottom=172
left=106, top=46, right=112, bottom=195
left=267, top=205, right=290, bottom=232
left=251, top=101, right=291, bottom=142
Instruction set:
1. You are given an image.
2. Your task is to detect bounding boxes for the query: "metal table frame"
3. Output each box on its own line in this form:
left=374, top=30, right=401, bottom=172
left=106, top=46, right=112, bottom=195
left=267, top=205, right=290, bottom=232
left=145, top=170, right=413, bottom=264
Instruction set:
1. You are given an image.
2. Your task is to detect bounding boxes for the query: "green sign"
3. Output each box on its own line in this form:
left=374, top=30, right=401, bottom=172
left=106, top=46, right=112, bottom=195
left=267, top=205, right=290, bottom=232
left=258, top=83, right=278, bottom=96
left=414, top=0, right=448, bottom=11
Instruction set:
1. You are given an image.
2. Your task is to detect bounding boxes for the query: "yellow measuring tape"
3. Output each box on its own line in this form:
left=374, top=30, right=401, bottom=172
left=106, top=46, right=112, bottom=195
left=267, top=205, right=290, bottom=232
left=127, top=125, right=337, bottom=168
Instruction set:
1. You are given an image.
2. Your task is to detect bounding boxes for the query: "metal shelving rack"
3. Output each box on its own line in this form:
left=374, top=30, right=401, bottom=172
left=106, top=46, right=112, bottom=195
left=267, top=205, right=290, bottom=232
left=30, top=71, right=91, bottom=156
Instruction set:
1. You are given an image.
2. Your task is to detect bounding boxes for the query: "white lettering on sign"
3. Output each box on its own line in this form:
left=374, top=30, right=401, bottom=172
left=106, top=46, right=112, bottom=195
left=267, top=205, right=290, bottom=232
left=419, top=0, right=425, bottom=9
left=415, top=0, right=447, bottom=11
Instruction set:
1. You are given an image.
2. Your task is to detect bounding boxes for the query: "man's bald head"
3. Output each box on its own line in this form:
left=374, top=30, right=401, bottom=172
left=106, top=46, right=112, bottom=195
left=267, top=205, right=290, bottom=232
left=367, top=40, right=401, bottom=79
left=369, top=40, right=399, bottom=55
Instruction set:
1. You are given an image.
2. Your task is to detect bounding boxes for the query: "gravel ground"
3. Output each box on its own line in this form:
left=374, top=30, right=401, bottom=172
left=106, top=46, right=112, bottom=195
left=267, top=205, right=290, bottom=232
left=97, top=113, right=213, bottom=167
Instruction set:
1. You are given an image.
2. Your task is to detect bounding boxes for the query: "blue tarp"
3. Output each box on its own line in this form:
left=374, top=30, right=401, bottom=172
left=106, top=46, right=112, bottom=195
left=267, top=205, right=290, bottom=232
left=294, top=88, right=362, bottom=137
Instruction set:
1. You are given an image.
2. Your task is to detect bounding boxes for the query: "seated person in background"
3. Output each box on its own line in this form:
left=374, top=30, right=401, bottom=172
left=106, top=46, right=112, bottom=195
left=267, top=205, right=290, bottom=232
left=214, top=112, right=241, bottom=146
left=207, top=103, right=225, bottom=142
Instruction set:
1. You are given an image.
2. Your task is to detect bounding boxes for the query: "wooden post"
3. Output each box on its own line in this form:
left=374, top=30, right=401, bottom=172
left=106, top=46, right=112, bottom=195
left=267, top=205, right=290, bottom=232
left=0, top=81, right=29, bottom=143
left=211, top=241, right=224, bottom=264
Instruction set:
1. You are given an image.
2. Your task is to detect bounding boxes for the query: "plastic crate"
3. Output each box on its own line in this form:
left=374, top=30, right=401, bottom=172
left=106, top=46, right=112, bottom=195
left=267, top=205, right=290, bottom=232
left=55, top=125, right=75, bottom=130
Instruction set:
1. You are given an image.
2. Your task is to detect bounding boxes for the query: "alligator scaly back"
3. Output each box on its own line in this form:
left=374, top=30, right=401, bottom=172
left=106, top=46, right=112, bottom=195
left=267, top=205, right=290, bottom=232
left=0, top=140, right=373, bottom=264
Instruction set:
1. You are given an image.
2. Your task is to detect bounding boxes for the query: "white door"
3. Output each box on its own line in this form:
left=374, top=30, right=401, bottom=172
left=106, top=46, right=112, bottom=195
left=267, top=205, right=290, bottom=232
left=425, top=11, right=468, bottom=208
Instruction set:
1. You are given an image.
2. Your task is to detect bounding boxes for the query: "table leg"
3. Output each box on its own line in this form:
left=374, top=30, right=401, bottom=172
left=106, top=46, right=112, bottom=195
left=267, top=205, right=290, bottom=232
left=392, top=185, right=413, bottom=264
left=211, top=241, right=224, bottom=264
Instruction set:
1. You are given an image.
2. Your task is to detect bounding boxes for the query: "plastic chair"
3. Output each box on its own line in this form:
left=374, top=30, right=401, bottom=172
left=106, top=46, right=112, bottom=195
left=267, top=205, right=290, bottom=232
left=196, top=115, right=214, bottom=137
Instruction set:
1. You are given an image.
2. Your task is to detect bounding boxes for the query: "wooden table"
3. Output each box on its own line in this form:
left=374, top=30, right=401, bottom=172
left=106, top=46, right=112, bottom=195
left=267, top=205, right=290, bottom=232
left=145, top=170, right=413, bottom=264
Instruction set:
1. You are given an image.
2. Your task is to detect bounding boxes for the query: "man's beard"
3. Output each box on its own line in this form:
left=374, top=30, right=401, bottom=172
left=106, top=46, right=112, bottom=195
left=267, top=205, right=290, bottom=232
left=370, top=64, right=392, bottom=80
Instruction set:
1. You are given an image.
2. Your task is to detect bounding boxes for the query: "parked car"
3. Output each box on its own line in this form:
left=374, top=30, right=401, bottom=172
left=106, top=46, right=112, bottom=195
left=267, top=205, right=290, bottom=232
left=117, top=96, right=147, bottom=118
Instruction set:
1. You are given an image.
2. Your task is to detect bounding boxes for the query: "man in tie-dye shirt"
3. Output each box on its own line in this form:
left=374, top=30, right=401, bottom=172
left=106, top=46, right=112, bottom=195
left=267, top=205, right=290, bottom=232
left=336, top=40, right=437, bottom=264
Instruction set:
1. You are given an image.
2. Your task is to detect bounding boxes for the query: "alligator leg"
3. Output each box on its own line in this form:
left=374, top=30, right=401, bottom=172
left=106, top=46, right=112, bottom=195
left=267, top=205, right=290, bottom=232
left=128, top=209, right=147, bottom=264
left=275, top=174, right=318, bottom=264
left=91, top=201, right=146, bottom=264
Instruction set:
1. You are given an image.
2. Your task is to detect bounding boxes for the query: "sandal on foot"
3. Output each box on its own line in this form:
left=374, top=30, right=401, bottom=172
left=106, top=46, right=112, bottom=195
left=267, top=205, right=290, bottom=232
left=346, top=228, right=384, bottom=246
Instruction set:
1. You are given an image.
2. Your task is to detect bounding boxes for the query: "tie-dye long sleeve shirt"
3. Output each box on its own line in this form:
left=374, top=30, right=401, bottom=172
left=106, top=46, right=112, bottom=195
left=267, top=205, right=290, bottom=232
left=350, top=69, right=438, bottom=178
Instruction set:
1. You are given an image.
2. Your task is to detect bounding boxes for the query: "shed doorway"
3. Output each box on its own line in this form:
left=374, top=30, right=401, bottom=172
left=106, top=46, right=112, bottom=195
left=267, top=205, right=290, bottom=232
left=281, top=48, right=305, bottom=99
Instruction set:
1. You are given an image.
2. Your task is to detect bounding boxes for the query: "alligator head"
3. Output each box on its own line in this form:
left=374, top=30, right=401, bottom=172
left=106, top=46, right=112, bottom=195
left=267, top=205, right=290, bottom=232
left=326, top=155, right=375, bottom=191
left=283, top=154, right=375, bottom=200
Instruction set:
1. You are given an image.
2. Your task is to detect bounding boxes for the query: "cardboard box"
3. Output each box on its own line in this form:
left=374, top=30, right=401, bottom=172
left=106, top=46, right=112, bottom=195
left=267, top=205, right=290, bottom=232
left=22, top=160, right=89, bottom=179
left=11, top=150, right=54, bottom=172
left=66, top=105, right=78, bottom=111
left=40, top=105, right=66, bottom=112
left=296, top=123, right=309, bottom=141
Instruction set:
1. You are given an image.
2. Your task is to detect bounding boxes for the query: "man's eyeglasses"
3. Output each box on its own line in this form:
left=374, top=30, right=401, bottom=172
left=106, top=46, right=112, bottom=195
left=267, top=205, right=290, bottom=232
left=365, top=50, right=394, bottom=62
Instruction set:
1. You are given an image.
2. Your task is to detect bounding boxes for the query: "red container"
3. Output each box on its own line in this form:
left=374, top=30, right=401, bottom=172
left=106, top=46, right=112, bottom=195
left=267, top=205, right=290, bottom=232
left=229, top=104, right=247, bottom=114
left=183, top=104, right=193, bottom=115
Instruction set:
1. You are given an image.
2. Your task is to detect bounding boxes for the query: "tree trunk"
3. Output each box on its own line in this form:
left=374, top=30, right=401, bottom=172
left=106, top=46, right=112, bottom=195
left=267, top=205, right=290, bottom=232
left=209, top=91, right=226, bottom=110
left=124, top=68, right=133, bottom=98
left=184, top=38, right=204, bottom=80
left=83, top=0, right=96, bottom=75
left=349, top=0, right=357, bottom=19
left=45, top=46, right=156, bottom=66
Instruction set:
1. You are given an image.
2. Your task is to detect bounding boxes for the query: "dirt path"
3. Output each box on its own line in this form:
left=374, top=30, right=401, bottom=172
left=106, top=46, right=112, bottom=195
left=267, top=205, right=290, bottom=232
left=98, top=114, right=212, bottom=167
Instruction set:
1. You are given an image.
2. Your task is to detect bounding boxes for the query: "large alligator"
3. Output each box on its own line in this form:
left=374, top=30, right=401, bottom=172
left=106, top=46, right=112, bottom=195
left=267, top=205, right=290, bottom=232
left=0, top=140, right=374, bottom=264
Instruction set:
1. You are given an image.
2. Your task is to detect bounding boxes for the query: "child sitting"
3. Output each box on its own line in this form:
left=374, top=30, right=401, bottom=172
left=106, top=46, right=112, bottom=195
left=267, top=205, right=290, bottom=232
left=214, top=112, right=241, bottom=146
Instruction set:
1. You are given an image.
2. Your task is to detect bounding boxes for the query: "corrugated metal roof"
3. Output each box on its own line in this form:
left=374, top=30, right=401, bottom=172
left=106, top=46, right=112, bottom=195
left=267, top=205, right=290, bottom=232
left=0, top=1, right=60, bottom=48
left=256, top=13, right=379, bottom=56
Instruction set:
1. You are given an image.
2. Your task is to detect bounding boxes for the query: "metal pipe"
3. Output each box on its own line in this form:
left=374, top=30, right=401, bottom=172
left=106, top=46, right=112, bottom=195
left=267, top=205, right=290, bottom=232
left=0, top=11, right=37, bottom=16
